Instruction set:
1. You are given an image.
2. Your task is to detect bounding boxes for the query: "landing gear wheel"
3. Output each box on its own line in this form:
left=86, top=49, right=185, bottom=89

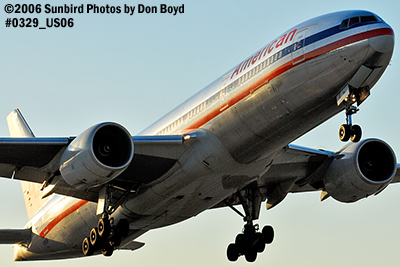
left=82, top=237, right=95, bottom=256
left=117, top=219, right=130, bottom=238
left=235, top=233, right=246, bottom=254
left=339, top=124, right=351, bottom=142
left=254, top=233, right=265, bottom=253
left=101, top=242, right=114, bottom=257
left=89, top=227, right=100, bottom=247
left=98, top=217, right=111, bottom=239
left=350, top=124, right=362, bottom=143
left=245, top=249, right=257, bottom=263
left=227, top=243, right=239, bottom=262
left=262, top=225, right=274, bottom=244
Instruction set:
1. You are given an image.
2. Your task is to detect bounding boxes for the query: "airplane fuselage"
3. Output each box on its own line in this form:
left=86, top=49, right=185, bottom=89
left=13, top=10, right=395, bottom=260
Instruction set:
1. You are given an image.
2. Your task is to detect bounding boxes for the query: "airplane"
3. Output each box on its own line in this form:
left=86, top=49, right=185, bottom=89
left=0, top=9, right=398, bottom=263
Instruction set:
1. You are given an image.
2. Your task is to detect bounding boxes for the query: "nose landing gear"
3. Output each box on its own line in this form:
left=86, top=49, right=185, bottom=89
left=339, top=96, right=362, bottom=143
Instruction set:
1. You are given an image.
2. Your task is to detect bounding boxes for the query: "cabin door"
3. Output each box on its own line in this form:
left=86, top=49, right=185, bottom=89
left=291, top=28, right=308, bottom=64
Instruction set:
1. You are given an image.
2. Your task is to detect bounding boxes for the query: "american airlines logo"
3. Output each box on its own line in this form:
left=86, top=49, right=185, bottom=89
left=230, top=28, right=297, bottom=79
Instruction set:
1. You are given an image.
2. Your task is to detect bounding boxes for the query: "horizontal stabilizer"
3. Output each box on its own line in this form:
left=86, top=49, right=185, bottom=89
left=0, top=228, right=31, bottom=244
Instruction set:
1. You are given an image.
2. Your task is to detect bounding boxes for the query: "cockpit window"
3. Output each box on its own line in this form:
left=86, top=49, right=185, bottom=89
left=361, top=15, right=378, bottom=23
left=349, top=17, right=360, bottom=27
left=340, top=15, right=379, bottom=29
left=340, top=19, right=349, bottom=29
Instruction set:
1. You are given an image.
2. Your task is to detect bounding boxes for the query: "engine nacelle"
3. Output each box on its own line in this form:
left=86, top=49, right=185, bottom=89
left=323, top=139, right=397, bottom=203
left=59, top=122, right=134, bottom=189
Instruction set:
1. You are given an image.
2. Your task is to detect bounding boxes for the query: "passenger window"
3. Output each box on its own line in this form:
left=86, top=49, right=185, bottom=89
left=349, top=17, right=360, bottom=27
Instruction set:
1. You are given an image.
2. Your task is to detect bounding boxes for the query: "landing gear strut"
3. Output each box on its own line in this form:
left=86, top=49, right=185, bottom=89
left=225, top=184, right=274, bottom=262
left=339, top=95, right=362, bottom=143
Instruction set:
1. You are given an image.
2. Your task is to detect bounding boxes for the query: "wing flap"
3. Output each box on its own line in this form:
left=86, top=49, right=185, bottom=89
left=258, top=144, right=333, bottom=186
left=0, top=163, right=52, bottom=183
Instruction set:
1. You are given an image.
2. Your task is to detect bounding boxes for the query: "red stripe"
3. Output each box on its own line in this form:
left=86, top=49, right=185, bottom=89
left=183, top=27, right=393, bottom=133
left=39, top=200, right=88, bottom=238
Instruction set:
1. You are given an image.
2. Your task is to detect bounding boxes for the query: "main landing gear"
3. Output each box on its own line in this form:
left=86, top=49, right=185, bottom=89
left=82, top=215, right=130, bottom=257
left=82, top=184, right=136, bottom=257
left=339, top=94, right=362, bottom=143
left=225, top=185, right=274, bottom=262
left=227, top=224, right=274, bottom=262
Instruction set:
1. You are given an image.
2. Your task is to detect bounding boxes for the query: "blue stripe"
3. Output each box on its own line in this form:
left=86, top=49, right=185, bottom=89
left=0, top=137, right=70, bottom=144
left=279, top=21, right=380, bottom=63
left=305, top=21, right=379, bottom=47
left=133, top=135, right=183, bottom=143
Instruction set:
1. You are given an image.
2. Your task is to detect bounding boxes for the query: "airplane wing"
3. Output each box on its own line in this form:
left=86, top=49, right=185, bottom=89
left=214, top=142, right=400, bottom=211
left=212, top=144, right=334, bottom=211
left=0, top=134, right=194, bottom=202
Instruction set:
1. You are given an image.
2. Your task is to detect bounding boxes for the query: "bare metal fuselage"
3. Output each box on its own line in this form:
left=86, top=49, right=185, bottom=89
left=14, top=10, right=394, bottom=260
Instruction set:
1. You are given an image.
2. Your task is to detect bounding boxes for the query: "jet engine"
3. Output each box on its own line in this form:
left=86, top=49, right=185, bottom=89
left=323, top=139, right=397, bottom=203
left=59, top=122, right=134, bottom=190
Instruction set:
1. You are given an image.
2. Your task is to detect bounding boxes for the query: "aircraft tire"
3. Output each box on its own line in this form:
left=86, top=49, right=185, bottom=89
left=101, top=242, right=114, bottom=257
left=98, top=218, right=111, bottom=239
left=245, top=249, right=257, bottom=263
left=262, top=225, right=274, bottom=244
left=227, top=243, right=239, bottom=262
left=339, top=124, right=351, bottom=142
left=117, top=219, right=130, bottom=238
left=89, top=227, right=100, bottom=247
left=82, top=237, right=95, bottom=256
left=254, top=233, right=265, bottom=253
left=235, top=233, right=246, bottom=254
left=350, top=125, right=362, bottom=143
left=109, top=232, right=122, bottom=247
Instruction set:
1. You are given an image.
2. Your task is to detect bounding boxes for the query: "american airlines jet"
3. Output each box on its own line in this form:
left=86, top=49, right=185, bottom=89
left=0, top=10, right=398, bottom=263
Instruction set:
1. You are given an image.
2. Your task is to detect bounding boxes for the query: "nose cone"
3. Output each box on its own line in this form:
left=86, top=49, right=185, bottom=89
left=368, top=25, right=395, bottom=53
left=369, top=35, right=395, bottom=53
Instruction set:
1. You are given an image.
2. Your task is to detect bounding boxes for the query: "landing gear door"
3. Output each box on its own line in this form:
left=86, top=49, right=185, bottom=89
left=291, top=28, right=308, bottom=65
